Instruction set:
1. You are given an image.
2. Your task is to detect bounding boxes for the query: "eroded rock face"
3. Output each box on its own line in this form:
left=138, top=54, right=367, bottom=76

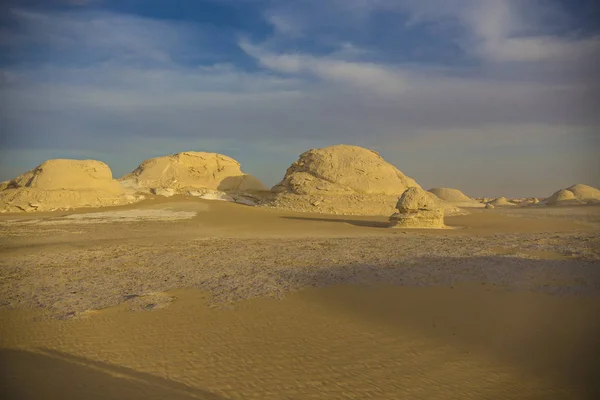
left=120, top=152, right=267, bottom=196
left=485, top=203, right=495, bottom=209
left=272, top=144, right=419, bottom=196
left=389, top=187, right=445, bottom=228
left=261, top=144, right=462, bottom=216
left=0, top=159, right=136, bottom=213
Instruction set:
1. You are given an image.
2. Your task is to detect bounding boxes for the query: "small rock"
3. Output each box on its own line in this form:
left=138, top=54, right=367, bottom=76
left=151, top=187, right=176, bottom=197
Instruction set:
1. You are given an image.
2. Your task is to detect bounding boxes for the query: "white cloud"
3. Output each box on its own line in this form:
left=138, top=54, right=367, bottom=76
left=1, top=3, right=598, bottom=195
left=239, top=39, right=409, bottom=95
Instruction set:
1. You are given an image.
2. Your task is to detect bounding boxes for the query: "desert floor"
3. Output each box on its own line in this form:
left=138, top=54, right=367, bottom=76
left=1, top=197, right=599, bottom=399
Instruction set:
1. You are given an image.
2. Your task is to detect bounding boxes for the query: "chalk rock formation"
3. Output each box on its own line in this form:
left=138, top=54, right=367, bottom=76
left=488, top=197, right=517, bottom=207
left=541, top=184, right=600, bottom=206
left=565, top=184, right=600, bottom=202
left=120, top=152, right=267, bottom=197
left=545, top=189, right=581, bottom=206
left=389, top=187, right=445, bottom=228
left=428, top=187, right=484, bottom=208
left=485, top=203, right=495, bottom=209
left=261, top=144, right=461, bottom=216
left=0, top=159, right=137, bottom=213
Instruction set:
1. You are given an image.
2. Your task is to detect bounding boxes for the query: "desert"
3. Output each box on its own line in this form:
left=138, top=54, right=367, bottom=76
left=1, top=146, right=600, bottom=400
left=2, top=1, right=599, bottom=398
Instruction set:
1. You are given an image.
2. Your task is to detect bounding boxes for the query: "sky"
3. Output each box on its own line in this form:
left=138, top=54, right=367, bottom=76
left=1, top=0, right=599, bottom=198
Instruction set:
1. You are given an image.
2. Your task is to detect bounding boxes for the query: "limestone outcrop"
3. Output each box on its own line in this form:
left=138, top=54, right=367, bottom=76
left=389, top=187, right=445, bottom=228
left=0, top=159, right=138, bottom=213
left=119, top=151, right=267, bottom=200
left=543, top=184, right=600, bottom=206
left=261, top=144, right=462, bottom=216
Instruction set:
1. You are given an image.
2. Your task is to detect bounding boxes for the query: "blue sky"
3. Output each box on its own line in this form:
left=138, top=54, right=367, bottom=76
left=1, top=0, right=599, bottom=197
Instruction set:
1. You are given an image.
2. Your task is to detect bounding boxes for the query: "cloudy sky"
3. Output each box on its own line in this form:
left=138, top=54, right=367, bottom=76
left=1, top=0, right=599, bottom=197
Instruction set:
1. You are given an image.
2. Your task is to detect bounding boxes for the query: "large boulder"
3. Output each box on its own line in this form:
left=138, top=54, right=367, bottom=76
left=119, top=152, right=267, bottom=196
left=261, top=144, right=461, bottom=216
left=428, top=187, right=484, bottom=208
left=0, top=159, right=137, bottom=213
left=389, top=187, right=445, bottom=228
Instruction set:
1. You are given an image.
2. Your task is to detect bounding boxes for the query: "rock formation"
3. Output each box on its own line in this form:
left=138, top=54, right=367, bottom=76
left=389, top=187, right=445, bottom=228
left=542, top=184, right=600, bottom=206
left=119, top=152, right=267, bottom=199
left=485, top=203, right=495, bottom=209
left=545, top=189, right=581, bottom=206
left=261, top=144, right=461, bottom=216
left=488, top=197, right=517, bottom=207
left=428, top=187, right=484, bottom=208
left=0, top=159, right=138, bottom=213
left=566, top=184, right=600, bottom=201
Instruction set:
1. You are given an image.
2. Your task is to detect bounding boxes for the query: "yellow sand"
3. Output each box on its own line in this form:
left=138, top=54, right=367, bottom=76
left=2, top=284, right=598, bottom=399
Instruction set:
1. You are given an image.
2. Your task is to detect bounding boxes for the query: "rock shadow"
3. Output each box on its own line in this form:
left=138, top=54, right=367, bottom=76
left=271, top=255, right=600, bottom=398
left=280, top=216, right=390, bottom=228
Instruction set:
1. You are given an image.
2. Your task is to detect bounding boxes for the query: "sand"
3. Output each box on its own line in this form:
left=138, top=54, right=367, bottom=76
left=1, top=198, right=600, bottom=399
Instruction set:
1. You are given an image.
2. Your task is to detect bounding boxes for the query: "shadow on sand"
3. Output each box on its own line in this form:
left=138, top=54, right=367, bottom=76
left=280, top=216, right=390, bottom=228
left=272, top=255, right=600, bottom=397
left=0, top=348, right=228, bottom=400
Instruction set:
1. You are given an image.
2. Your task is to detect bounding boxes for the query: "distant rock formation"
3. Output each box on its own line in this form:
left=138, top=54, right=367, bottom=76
left=428, top=187, right=484, bottom=208
left=119, top=151, right=267, bottom=201
left=0, top=159, right=139, bottom=213
left=488, top=197, right=517, bottom=207
left=260, top=144, right=462, bottom=216
left=543, top=184, right=600, bottom=206
left=389, top=187, right=445, bottom=228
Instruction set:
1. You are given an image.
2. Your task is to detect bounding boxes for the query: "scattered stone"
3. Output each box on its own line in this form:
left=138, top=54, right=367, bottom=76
left=151, top=187, right=175, bottom=197
left=187, top=189, right=234, bottom=202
